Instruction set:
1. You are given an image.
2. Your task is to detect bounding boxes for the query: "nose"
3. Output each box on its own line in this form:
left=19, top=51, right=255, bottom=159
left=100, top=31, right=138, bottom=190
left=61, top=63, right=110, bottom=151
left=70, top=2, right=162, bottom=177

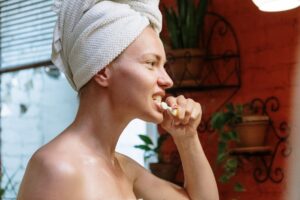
left=157, top=68, right=173, bottom=89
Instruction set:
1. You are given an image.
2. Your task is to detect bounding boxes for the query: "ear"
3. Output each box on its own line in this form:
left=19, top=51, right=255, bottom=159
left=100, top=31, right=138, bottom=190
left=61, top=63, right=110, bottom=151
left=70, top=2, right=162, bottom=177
left=93, top=67, right=111, bottom=87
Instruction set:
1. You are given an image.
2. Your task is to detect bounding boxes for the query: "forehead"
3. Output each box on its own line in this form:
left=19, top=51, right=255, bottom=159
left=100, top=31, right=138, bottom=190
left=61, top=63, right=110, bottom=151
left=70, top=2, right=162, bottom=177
left=120, top=27, right=166, bottom=61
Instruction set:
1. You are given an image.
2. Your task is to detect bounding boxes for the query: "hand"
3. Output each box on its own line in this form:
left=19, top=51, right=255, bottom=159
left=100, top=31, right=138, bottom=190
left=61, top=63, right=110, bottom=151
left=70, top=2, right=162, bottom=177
left=160, top=95, right=202, bottom=139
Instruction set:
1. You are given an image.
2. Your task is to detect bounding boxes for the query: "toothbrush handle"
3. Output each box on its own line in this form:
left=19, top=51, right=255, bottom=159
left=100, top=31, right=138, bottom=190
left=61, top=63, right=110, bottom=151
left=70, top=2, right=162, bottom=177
left=169, top=107, right=178, bottom=117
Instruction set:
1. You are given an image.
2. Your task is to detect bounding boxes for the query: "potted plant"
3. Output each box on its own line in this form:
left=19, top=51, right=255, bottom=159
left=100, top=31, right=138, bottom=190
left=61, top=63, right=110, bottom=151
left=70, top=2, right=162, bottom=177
left=134, top=134, right=179, bottom=182
left=211, top=103, right=270, bottom=191
left=162, top=0, right=208, bottom=87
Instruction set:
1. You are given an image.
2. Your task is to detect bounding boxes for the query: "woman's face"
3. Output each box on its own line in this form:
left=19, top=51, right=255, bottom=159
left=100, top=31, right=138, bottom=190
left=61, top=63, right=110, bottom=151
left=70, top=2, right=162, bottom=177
left=108, top=26, right=173, bottom=123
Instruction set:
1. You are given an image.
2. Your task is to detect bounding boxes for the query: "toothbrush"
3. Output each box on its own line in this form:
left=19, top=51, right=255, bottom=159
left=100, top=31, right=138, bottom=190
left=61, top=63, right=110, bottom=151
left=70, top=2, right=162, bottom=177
left=161, top=102, right=178, bottom=116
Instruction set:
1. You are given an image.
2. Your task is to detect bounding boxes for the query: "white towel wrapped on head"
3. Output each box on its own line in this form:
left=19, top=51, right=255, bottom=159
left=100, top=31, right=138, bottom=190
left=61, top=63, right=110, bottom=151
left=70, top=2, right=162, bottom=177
left=51, top=0, right=162, bottom=91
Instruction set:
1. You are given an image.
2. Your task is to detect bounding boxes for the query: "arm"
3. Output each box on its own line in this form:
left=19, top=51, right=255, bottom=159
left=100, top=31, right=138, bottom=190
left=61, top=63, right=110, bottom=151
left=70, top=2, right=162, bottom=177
left=121, top=95, right=218, bottom=200
left=174, top=133, right=219, bottom=200
left=162, top=95, right=219, bottom=200
left=116, top=153, right=190, bottom=200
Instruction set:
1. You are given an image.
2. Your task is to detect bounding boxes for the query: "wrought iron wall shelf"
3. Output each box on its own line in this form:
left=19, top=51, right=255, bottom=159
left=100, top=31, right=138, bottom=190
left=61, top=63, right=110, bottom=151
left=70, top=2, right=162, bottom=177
left=230, top=96, right=291, bottom=184
left=166, top=12, right=241, bottom=94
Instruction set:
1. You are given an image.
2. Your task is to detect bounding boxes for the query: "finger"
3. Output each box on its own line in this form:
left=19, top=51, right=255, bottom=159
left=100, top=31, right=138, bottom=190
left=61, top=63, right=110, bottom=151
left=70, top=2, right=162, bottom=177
left=165, top=96, right=178, bottom=108
left=165, top=96, right=179, bottom=118
left=190, top=103, right=202, bottom=123
left=182, top=99, right=194, bottom=125
left=176, top=95, right=187, bottom=121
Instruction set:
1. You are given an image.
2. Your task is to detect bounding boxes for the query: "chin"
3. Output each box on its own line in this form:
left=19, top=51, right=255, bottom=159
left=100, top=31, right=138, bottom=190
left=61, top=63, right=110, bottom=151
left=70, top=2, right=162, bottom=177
left=151, top=116, right=164, bottom=124
left=144, top=118, right=163, bottom=124
left=140, top=111, right=164, bottom=124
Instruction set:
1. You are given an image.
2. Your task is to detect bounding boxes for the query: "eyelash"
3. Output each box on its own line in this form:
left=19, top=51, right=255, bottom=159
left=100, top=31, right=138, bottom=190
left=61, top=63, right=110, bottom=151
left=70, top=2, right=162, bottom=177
left=146, top=61, right=156, bottom=69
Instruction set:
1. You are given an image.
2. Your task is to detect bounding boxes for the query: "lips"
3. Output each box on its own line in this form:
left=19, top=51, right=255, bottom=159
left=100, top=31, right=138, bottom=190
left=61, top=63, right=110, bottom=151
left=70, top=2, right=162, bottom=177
left=152, top=95, right=164, bottom=112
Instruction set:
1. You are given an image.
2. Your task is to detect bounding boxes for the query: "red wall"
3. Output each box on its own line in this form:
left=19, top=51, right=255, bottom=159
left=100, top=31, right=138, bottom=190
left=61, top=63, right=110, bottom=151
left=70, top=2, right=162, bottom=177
left=159, top=0, right=300, bottom=199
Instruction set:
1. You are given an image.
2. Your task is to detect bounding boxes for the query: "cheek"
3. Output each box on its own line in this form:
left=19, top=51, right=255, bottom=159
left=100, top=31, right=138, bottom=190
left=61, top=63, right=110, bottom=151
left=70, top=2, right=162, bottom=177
left=118, top=66, right=156, bottom=90
left=110, top=67, right=156, bottom=106
left=111, top=71, right=152, bottom=115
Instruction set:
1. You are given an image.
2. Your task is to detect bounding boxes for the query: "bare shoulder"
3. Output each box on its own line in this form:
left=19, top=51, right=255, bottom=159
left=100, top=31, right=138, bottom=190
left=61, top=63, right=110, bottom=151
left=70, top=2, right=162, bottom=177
left=115, top=152, right=150, bottom=185
left=115, top=153, right=187, bottom=200
left=17, top=147, right=82, bottom=200
left=18, top=135, right=136, bottom=200
left=115, top=153, right=145, bottom=176
left=115, top=152, right=142, bottom=168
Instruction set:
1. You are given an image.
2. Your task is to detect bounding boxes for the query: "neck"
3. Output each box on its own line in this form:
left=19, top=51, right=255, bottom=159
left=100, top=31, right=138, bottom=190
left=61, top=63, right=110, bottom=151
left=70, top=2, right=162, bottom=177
left=68, top=93, right=133, bottom=159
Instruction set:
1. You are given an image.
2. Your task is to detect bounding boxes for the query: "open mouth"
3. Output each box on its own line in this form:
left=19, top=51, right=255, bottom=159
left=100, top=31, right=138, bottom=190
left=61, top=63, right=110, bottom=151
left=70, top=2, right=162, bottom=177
left=152, top=95, right=164, bottom=112
left=153, top=95, right=162, bottom=104
left=152, top=95, right=178, bottom=116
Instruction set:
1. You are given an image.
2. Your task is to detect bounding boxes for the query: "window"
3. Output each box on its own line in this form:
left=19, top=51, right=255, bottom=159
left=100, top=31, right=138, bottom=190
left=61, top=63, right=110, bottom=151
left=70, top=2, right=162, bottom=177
left=0, top=0, right=56, bottom=69
left=1, top=1, right=57, bottom=199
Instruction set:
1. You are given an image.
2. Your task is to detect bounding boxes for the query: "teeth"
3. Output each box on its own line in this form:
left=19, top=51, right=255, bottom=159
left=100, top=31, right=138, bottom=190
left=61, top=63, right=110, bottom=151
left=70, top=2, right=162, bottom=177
left=153, top=96, right=162, bottom=103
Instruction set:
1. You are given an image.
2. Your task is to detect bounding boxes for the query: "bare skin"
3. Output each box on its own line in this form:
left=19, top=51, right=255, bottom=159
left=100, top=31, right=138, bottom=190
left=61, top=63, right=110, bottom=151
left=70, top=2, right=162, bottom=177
left=17, top=27, right=219, bottom=200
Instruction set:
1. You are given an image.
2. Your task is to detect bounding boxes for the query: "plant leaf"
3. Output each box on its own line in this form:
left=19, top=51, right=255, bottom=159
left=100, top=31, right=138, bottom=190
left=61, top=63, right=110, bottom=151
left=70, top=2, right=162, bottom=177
left=217, top=141, right=226, bottom=154
left=144, top=153, right=155, bottom=161
left=211, top=112, right=226, bottom=130
left=163, top=6, right=180, bottom=48
left=197, top=0, right=208, bottom=28
left=225, top=158, right=238, bottom=171
left=134, top=145, right=151, bottom=151
left=216, top=152, right=226, bottom=164
left=138, top=134, right=153, bottom=145
left=225, top=103, right=234, bottom=112
left=219, top=174, right=230, bottom=183
left=234, top=182, right=245, bottom=192
left=236, top=104, right=243, bottom=114
left=226, top=131, right=239, bottom=141
left=163, top=0, right=208, bottom=48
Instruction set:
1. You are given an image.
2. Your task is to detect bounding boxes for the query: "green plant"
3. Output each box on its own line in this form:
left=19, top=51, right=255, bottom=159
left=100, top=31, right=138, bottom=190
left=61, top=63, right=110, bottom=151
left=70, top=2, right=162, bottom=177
left=0, top=166, right=19, bottom=199
left=135, top=134, right=180, bottom=183
left=211, top=103, right=247, bottom=192
left=0, top=173, right=8, bottom=200
left=134, top=134, right=168, bottom=163
left=163, top=0, right=208, bottom=49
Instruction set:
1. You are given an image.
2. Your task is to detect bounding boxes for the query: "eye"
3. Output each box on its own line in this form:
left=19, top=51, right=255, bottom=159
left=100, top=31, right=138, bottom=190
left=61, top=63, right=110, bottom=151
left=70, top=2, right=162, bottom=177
left=145, top=60, right=156, bottom=69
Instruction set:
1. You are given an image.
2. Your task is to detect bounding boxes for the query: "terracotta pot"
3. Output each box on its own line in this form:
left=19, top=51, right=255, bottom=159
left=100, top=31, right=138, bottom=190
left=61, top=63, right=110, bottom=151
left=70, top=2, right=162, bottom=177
left=149, top=163, right=178, bottom=182
left=235, top=115, right=270, bottom=147
left=165, top=48, right=205, bottom=87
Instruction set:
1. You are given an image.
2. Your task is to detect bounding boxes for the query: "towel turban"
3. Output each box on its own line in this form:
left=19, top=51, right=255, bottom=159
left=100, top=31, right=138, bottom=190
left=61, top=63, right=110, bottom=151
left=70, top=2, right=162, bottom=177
left=51, top=0, right=162, bottom=91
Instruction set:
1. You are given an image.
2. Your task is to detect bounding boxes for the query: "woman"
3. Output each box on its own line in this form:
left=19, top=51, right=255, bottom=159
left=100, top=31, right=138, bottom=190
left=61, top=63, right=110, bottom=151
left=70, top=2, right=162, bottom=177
left=17, top=0, right=219, bottom=199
